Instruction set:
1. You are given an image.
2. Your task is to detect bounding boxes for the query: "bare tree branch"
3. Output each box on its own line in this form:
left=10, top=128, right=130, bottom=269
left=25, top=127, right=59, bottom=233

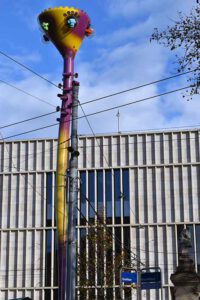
left=151, top=5, right=200, bottom=97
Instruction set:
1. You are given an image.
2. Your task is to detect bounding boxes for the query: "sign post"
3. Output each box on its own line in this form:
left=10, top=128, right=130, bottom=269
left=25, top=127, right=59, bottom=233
left=120, top=267, right=162, bottom=300
left=137, top=270, right=142, bottom=300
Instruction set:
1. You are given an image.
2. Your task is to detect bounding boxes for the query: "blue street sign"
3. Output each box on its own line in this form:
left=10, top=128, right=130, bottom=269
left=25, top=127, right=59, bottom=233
left=121, top=271, right=137, bottom=284
left=141, top=271, right=161, bottom=290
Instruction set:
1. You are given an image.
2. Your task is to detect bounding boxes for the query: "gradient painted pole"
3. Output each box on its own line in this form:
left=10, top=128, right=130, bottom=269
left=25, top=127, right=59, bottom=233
left=56, top=52, right=74, bottom=300
left=38, top=7, right=92, bottom=299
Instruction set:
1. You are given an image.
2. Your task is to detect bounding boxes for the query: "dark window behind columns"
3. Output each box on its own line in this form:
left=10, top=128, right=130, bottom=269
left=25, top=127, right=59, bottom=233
left=88, top=171, right=95, bottom=222
left=97, top=170, right=103, bottom=215
left=80, top=171, right=86, bottom=225
left=105, top=170, right=112, bottom=224
left=114, top=169, right=121, bottom=224
left=122, top=169, right=130, bottom=224
left=46, top=173, right=52, bottom=227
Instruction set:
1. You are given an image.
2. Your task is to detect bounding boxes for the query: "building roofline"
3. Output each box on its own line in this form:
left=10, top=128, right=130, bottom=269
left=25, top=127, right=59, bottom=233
left=0, top=127, right=200, bottom=143
left=78, top=127, right=200, bottom=138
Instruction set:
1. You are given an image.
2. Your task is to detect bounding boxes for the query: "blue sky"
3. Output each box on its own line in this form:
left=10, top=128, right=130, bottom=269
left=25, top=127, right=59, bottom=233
left=0, top=0, right=198, bottom=140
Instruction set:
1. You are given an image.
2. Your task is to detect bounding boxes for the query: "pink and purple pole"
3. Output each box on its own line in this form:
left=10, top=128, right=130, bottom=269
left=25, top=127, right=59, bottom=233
left=38, top=7, right=92, bottom=299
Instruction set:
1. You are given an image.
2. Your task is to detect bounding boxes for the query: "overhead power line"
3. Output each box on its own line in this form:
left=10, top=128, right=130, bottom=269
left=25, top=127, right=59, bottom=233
left=0, top=84, right=194, bottom=141
left=62, top=84, right=194, bottom=125
left=81, top=69, right=198, bottom=106
left=0, top=109, right=59, bottom=129
left=78, top=80, right=198, bottom=249
left=0, top=79, right=56, bottom=108
left=82, top=84, right=192, bottom=118
left=79, top=94, right=144, bottom=264
left=0, top=50, right=59, bottom=89
left=1, top=135, right=199, bottom=173
left=1, top=134, right=199, bottom=174
left=0, top=50, right=197, bottom=109
left=0, top=123, right=58, bottom=141
left=78, top=189, right=144, bottom=266
left=0, top=130, right=70, bottom=219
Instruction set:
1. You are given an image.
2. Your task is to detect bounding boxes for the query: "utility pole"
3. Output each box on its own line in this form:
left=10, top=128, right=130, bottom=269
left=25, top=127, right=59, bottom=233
left=67, top=81, right=79, bottom=300
left=38, top=7, right=92, bottom=299
left=137, top=270, right=142, bottom=300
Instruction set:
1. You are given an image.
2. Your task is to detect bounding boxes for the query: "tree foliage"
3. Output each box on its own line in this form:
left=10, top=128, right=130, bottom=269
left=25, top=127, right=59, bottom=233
left=151, top=5, right=200, bottom=97
left=76, top=216, right=132, bottom=299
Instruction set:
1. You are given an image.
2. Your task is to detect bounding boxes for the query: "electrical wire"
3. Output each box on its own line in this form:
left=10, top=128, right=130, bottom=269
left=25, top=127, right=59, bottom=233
left=0, top=79, right=56, bottom=108
left=77, top=218, right=199, bottom=256
left=78, top=134, right=200, bottom=148
left=1, top=172, right=198, bottom=260
left=0, top=50, right=60, bottom=89
left=0, top=48, right=197, bottom=106
left=0, top=170, right=198, bottom=276
left=76, top=207, right=106, bottom=291
left=0, top=132, right=70, bottom=220
left=81, top=69, right=198, bottom=106
left=81, top=85, right=193, bottom=119
left=0, top=123, right=58, bottom=141
left=78, top=190, right=144, bottom=266
left=0, top=133, right=199, bottom=165
left=80, top=101, right=141, bottom=229
left=0, top=248, right=196, bottom=275
left=0, top=56, right=198, bottom=281
left=0, top=262, right=190, bottom=274
left=0, top=85, right=196, bottom=264
left=59, top=84, right=195, bottom=124
left=78, top=85, right=199, bottom=251
left=78, top=103, right=143, bottom=265
left=1, top=138, right=71, bottom=172
left=78, top=101, right=143, bottom=265
left=0, top=84, right=193, bottom=142
left=0, top=51, right=198, bottom=111
left=76, top=81, right=199, bottom=272
left=0, top=109, right=59, bottom=129
left=77, top=193, right=199, bottom=261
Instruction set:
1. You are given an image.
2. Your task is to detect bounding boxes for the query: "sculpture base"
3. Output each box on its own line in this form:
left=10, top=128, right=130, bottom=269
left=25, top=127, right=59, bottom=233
left=171, top=271, right=200, bottom=300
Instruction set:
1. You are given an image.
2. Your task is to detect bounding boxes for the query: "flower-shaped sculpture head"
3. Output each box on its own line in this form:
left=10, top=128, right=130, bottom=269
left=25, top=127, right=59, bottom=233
left=38, top=6, right=93, bottom=58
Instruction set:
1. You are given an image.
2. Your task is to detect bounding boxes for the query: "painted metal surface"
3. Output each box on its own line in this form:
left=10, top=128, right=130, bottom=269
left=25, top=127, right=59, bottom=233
left=56, top=55, right=73, bottom=300
left=38, top=6, right=92, bottom=57
left=38, top=6, right=92, bottom=299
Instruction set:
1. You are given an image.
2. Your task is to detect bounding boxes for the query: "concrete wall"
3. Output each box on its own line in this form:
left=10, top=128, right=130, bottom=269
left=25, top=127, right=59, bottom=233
left=0, top=130, right=200, bottom=299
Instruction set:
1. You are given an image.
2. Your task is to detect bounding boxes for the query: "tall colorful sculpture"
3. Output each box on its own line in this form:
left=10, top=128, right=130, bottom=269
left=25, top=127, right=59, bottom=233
left=38, top=6, right=92, bottom=299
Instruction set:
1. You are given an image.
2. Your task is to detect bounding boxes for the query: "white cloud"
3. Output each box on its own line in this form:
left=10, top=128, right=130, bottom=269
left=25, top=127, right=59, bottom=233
left=0, top=75, right=59, bottom=140
left=76, top=33, right=198, bottom=135
left=107, top=0, right=195, bottom=19
left=0, top=0, right=198, bottom=142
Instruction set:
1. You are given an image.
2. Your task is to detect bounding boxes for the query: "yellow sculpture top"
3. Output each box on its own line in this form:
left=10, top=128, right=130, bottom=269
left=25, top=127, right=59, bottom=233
left=38, top=6, right=92, bottom=57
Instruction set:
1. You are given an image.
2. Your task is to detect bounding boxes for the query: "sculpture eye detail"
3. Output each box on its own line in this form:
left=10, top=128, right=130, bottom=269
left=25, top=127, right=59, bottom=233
left=66, top=17, right=77, bottom=28
left=41, top=22, right=49, bottom=31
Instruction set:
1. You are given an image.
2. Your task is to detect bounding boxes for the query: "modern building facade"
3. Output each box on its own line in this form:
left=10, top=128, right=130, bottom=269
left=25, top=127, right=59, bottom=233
left=0, top=129, right=200, bottom=299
